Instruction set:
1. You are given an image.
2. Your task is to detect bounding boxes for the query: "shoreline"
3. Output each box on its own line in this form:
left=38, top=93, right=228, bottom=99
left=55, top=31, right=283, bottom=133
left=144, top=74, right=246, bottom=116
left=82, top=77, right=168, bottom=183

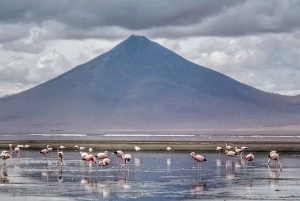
left=1, top=140, right=300, bottom=152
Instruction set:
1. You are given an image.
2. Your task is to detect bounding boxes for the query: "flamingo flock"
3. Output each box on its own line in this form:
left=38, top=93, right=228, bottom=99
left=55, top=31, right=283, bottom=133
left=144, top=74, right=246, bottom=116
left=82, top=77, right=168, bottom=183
left=0, top=143, right=285, bottom=180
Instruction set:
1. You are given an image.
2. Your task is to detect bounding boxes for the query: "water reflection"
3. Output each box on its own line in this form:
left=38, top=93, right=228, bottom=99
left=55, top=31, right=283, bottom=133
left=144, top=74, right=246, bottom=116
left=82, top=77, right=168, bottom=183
left=0, top=165, right=9, bottom=184
left=268, top=166, right=282, bottom=179
left=167, top=158, right=172, bottom=169
left=190, top=183, right=206, bottom=195
left=216, top=159, right=222, bottom=167
left=58, top=168, right=63, bottom=183
left=0, top=151, right=299, bottom=200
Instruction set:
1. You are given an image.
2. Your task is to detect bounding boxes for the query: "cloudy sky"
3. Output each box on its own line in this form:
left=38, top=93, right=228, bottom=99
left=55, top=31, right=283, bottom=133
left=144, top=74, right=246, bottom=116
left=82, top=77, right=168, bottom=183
left=1, top=0, right=300, bottom=97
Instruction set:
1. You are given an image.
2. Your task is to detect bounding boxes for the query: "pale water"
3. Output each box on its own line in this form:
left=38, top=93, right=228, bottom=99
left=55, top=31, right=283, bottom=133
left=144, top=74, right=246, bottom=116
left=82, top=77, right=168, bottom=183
left=1, top=151, right=300, bottom=200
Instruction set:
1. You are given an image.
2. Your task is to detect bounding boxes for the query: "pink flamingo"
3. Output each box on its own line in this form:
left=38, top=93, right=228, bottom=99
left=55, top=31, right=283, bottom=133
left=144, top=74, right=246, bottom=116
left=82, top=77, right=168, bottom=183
left=59, top=145, right=67, bottom=150
left=121, top=154, right=132, bottom=168
left=8, top=144, right=13, bottom=151
left=191, top=152, right=207, bottom=164
left=58, top=151, right=64, bottom=167
left=225, top=144, right=234, bottom=150
left=95, top=151, right=108, bottom=160
left=191, top=152, right=207, bottom=180
left=1, top=151, right=10, bottom=165
left=98, top=158, right=111, bottom=175
left=80, top=151, right=88, bottom=159
left=245, top=153, right=254, bottom=173
left=13, top=147, right=21, bottom=158
left=40, top=148, right=49, bottom=162
left=114, top=150, right=124, bottom=158
left=216, top=147, right=223, bottom=157
left=225, top=150, right=237, bottom=158
left=268, top=150, right=282, bottom=171
left=83, top=154, right=96, bottom=163
left=46, top=145, right=53, bottom=157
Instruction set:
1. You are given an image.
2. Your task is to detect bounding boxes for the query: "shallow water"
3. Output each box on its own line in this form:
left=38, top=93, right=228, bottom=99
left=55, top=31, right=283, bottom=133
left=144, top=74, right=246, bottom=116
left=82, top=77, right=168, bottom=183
left=1, top=151, right=300, bottom=200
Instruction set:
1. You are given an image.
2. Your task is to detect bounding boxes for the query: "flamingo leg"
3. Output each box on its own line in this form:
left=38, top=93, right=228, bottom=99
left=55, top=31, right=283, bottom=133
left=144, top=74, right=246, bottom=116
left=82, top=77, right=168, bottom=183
left=278, top=160, right=282, bottom=171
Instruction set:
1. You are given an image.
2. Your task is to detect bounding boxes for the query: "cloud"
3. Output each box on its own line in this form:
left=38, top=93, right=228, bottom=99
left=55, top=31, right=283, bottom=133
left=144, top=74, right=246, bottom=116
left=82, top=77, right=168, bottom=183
left=167, top=33, right=300, bottom=95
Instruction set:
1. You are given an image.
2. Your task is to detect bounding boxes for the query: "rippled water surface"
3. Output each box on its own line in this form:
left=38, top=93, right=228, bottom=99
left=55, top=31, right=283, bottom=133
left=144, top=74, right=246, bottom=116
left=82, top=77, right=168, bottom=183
left=1, top=150, right=300, bottom=200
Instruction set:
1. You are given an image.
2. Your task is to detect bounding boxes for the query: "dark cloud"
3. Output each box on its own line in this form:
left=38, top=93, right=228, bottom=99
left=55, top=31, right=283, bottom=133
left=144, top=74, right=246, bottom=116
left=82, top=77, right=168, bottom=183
left=0, top=0, right=240, bottom=29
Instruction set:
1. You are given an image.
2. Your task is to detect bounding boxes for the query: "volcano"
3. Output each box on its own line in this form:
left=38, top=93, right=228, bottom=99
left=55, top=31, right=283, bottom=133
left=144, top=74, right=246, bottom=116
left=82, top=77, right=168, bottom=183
left=0, top=35, right=300, bottom=132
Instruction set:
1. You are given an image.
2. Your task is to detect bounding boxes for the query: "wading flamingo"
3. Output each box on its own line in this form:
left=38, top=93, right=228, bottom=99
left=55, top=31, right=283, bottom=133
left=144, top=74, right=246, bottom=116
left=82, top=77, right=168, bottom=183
left=245, top=153, right=254, bottom=171
left=59, top=146, right=67, bottom=150
left=121, top=154, right=132, bottom=168
left=226, top=144, right=234, bottom=150
left=40, top=148, right=49, bottom=162
left=8, top=144, right=13, bottom=151
left=0, top=151, right=10, bottom=165
left=58, top=151, right=64, bottom=167
left=95, top=151, right=108, bottom=160
left=216, top=147, right=223, bottom=157
left=46, top=145, right=53, bottom=157
left=191, top=152, right=207, bottom=180
left=89, top=148, right=93, bottom=153
left=134, top=146, right=142, bottom=157
left=225, top=150, right=237, bottom=158
left=13, top=147, right=21, bottom=158
left=268, top=150, right=282, bottom=171
left=235, top=147, right=242, bottom=155
left=114, top=150, right=124, bottom=158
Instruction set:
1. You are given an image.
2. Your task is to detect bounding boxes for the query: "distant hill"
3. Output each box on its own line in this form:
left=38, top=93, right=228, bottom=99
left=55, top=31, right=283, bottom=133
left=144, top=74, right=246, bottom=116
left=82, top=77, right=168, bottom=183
left=1, top=35, right=300, bottom=132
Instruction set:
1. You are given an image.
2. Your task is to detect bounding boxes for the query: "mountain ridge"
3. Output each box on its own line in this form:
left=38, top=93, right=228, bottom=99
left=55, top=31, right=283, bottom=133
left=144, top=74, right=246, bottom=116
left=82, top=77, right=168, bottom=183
left=1, top=35, right=300, bottom=132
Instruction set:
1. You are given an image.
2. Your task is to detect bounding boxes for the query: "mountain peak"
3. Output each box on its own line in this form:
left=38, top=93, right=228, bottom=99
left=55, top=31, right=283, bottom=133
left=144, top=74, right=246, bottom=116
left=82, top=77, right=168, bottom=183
left=113, top=35, right=153, bottom=53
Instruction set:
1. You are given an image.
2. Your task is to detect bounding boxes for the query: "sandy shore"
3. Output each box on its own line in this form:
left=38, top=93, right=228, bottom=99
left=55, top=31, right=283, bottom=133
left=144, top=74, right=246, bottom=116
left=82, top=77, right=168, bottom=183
left=1, top=140, right=299, bottom=152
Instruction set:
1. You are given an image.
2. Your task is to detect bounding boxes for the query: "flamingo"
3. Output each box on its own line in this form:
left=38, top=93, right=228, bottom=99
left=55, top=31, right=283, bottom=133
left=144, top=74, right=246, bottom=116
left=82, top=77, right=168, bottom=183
left=166, top=147, right=174, bottom=152
left=99, top=158, right=111, bottom=167
left=246, top=153, right=254, bottom=162
left=134, top=146, right=142, bottom=157
left=0, top=151, right=10, bottom=165
left=134, top=146, right=142, bottom=152
left=216, top=147, right=223, bottom=157
left=226, top=144, right=234, bottom=150
left=191, top=152, right=207, bottom=164
left=235, top=147, right=242, bottom=155
left=75, top=145, right=79, bottom=150
left=46, top=145, right=54, bottom=157
left=95, top=151, right=108, bottom=160
left=58, top=151, right=64, bottom=167
left=17, top=145, right=24, bottom=149
left=8, top=144, right=13, bottom=151
left=13, top=147, right=21, bottom=158
left=89, top=148, right=93, bottom=153
left=40, top=148, right=49, bottom=162
left=80, top=151, right=88, bottom=159
left=98, top=158, right=112, bottom=175
left=24, top=145, right=31, bottom=149
left=114, top=150, right=124, bottom=158
left=79, top=146, right=85, bottom=151
left=121, top=154, right=132, bottom=168
left=268, top=150, right=282, bottom=171
left=59, top=146, right=67, bottom=150
left=241, top=146, right=249, bottom=151
left=225, top=150, right=237, bottom=158
left=240, top=146, right=249, bottom=157
left=191, top=152, right=206, bottom=180
left=83, top=154, right=96, bottom=163
left=245, top=153, right=254, bottom=173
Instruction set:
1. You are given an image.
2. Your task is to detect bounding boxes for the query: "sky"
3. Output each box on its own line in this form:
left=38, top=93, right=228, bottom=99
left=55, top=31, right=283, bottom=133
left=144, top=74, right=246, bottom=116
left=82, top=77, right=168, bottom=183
left=1, top=0, right=300, bottom=97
